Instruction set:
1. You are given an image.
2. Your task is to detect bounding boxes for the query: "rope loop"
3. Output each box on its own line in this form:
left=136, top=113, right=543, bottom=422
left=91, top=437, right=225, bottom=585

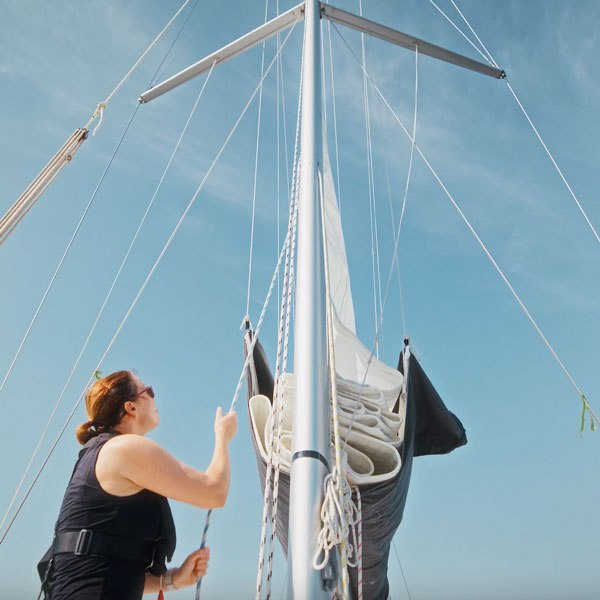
left=92, top=102, right=108, bottom=136
left=312, top=466, right=358, bottom=572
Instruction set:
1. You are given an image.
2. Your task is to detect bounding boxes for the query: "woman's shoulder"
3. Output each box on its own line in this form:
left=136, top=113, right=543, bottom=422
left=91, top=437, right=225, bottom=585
left=103, top=433, right=160, bottom=451
left=96, top=435, right=168, bottom=496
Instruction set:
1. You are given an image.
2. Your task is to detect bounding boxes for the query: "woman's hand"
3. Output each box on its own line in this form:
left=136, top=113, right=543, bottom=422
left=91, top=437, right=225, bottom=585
left=214, top=407, right=237, bottom=443
left=172, top=547, right=210, bottom=589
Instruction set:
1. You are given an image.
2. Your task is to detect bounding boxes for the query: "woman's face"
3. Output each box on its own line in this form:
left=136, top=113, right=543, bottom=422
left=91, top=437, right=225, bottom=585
left=129, top=373, right=160, bottom=431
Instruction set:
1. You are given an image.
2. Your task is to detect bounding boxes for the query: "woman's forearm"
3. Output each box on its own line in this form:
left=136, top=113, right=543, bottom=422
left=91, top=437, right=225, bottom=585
left=204, top=435, right=231, bottom=507
left=143, top=573, right=161, bottom=594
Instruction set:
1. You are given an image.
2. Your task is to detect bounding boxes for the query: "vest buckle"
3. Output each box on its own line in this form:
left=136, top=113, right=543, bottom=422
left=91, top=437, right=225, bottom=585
left=74, top=529, right=93, bottom=556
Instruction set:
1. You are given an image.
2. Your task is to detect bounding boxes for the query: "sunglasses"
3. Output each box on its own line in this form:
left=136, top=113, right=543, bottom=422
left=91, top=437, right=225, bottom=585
left=134, top=386, right=154, bottom=399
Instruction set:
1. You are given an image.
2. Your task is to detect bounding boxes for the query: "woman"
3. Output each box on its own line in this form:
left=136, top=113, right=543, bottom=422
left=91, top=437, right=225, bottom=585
left=45, top=370, right=237, bottom=599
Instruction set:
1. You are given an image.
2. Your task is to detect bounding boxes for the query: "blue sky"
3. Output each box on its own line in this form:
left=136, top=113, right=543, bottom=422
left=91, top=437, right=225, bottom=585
left=1, top=1, right=599, bottom=598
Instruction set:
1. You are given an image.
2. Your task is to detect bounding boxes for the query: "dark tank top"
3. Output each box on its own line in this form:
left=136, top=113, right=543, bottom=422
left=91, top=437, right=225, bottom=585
left=50, top=433, right=176, bottom=600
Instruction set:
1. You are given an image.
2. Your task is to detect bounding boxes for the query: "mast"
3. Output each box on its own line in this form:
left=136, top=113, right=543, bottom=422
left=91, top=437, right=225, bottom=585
left=288, top=0, right=330, bottom=598
left=136, top=4, right=508, bottom=597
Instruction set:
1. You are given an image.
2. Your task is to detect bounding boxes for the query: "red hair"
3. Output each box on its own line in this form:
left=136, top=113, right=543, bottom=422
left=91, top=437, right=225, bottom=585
left=75, top=370, right=137, bottom=445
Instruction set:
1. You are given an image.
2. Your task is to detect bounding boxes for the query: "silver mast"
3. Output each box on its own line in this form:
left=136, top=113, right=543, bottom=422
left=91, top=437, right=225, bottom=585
left=288, top=0, right=330, bottom=598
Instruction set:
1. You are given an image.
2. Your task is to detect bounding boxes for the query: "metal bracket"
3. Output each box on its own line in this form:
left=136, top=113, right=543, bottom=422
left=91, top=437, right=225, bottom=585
left=321, top=2, right=505, bottom=79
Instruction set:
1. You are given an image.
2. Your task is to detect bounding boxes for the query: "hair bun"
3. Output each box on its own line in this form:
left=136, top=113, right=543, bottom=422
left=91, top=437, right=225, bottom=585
left=75, top=419, right=97, bottom=445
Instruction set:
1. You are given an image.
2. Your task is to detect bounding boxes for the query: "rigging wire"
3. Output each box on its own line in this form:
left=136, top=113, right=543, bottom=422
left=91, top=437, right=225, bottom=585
left=394, top=45, right=419, bottom=338
left=448, top=0, right=498, bottom=67
left=437, top=0, right=600, bottom=249
left=0, top=61, right=217, bottom=540
left=392, top=539, right=413, bottom=600
left=86, top=0, right=192, bottom=135
left=246, top=0, right=271, bottom=322
left=426, top=0, right=493, bottom=65
left=0, top=103, right=140, bottom=403
left=276, top=5, right=281, bottom=326
left=332, top=22, right=600, bottom=430
left=0, top=24, right=297, bottom=544
left=0, top=0, right=201, bottom=401
left=149, top=0, right=203, bottom=89
left=264, top=74, right=301, bottom=600
left=201, top=198, right=299, bottom=600
left=327, top=20, right=343, bottom=213
left=0, top=0, right=194, bottom=249
left=323, top=22, right=420, bottom=451
left=373, top=42, right=419, bottom=340
left=358, top=1, right=384, bottom=357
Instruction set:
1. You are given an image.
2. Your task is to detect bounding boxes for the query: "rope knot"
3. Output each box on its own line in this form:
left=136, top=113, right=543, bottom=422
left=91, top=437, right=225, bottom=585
left=92, top=102, right=108, bottom=137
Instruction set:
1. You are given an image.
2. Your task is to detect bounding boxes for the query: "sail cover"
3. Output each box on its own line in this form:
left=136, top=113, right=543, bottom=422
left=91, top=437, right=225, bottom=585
left=245, top=141, right=467, bottom=599
left=245, top=334, right=467, bottom=599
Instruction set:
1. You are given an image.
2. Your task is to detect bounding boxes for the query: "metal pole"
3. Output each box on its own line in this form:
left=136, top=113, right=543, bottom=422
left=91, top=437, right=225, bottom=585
left=289, top=0, right=330, bottom=598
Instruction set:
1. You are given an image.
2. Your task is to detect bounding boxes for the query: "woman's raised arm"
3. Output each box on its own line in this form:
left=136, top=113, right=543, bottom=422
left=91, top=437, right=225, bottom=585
left=97, top=407, right=237, bottom=508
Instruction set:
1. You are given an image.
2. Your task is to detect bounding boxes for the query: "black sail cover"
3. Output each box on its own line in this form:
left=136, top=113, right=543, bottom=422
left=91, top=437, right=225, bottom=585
left=244, top=332, right=467, bottom=600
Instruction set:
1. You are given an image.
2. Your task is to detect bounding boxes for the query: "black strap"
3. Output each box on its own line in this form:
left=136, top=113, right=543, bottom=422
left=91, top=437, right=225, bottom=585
left=291, top=449, right=329, bottom=471
left=54, top=529, right=155, bottom=565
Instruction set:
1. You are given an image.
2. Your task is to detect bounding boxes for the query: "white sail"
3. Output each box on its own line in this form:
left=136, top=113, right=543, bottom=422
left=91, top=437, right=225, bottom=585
left=249, top=141, right=405, bottom=485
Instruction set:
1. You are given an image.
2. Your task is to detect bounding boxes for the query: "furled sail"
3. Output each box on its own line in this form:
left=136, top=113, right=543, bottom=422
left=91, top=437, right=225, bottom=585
left=246, top=142, right=467, bottom=599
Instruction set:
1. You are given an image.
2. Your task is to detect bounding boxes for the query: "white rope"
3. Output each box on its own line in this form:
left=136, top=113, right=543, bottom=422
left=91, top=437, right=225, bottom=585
left=325, top=25, right=419, bottom=450
left=278, top=46, right=292, bottom=212
left=333, top=22, right=600, bottom=430
left=426, top=0, right=493, bottom=66
left=449, top=0, right=499, bottom=67
left=357, top=13, right=383, bottom=358
left=276, top=18, right=281, bottom=325
left=246, top=0, right=271, bottom=321
left=86, top=0, right=191, bottom=135
left=264, top=80, right=302, bottom=600
left=317, top=170, right=355, bottom=600
left=0, top=26, right=297, bottom=544
left=354, top=486, right=363, bottom=600
left=256, top=44, right=304, bottom=599
left=313, top=466, right=357, bottom=571
left=327, top=20, right=343, bottom=212
left=0, top=61, right=216, bottom=539
left=393, top=45, right=419, bottom=337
